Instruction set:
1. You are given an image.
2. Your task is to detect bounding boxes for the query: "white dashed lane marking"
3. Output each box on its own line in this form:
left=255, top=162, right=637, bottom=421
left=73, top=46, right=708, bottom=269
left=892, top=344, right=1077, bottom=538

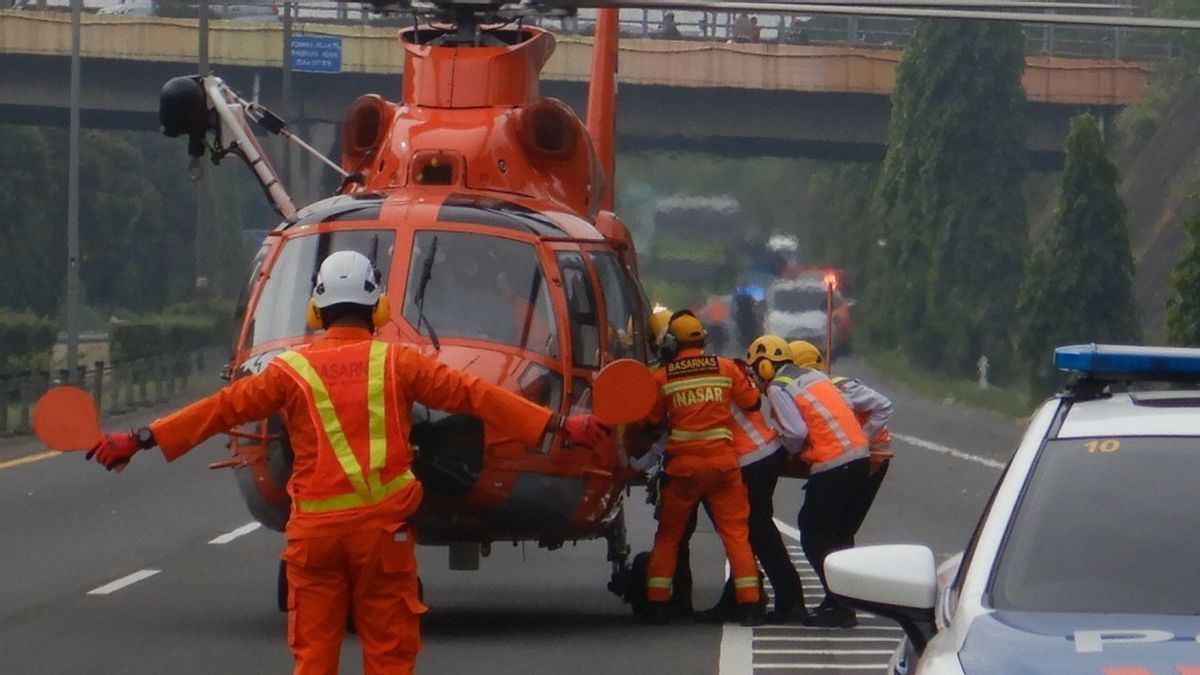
left=208, top=521, right=263, bottom=544
left=892, top=432, right=1005, bottom=470
left=87, top=569, right=161, bottom=595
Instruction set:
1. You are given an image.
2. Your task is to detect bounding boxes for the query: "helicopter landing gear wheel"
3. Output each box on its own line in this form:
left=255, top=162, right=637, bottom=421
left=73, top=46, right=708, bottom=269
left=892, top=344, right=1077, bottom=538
left=625, top=551, right=651, bottom=618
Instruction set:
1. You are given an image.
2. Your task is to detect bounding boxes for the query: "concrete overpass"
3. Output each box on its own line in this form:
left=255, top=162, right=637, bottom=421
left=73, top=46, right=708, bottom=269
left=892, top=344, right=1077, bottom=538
left=0, top=9, right=1152, bottom=170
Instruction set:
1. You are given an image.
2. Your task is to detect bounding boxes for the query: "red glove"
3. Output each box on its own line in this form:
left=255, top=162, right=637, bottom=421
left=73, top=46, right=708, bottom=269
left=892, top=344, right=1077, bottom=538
left=86, top=431, right=141, bottom=471
left=559, top=414, right=611, bottom=448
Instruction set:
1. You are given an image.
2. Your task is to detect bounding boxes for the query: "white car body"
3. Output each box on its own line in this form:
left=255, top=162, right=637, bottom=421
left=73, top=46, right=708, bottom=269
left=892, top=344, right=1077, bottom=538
left=828, top=345, right=1200, bottom=675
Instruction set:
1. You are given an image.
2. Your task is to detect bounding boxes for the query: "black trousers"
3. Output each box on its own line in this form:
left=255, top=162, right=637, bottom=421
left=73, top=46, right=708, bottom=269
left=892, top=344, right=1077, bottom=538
left=678, top=447, right=804, bottom=612
left=798, top=457, right=871, bottom=596
left=847, top=457, right=890, bottom=536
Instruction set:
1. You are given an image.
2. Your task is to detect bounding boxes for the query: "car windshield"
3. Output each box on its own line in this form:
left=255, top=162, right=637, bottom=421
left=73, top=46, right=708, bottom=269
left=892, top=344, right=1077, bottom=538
left=402, top=231, right=558, bottom=355
left=990, top=436, right=1200, bottom=614
left=245, top=230, right=395, bottom=349
left=772, top=288, right=827, bottom=313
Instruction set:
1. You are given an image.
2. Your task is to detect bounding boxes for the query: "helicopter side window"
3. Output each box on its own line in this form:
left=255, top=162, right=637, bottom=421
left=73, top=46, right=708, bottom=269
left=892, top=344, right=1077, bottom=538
left=245, top=230, right=396, bottom=349
left=589, top=251, right=644, bottom=362
left=402, top=231, right=558, bottom=355
left=556, top=252, right=600, bottom=369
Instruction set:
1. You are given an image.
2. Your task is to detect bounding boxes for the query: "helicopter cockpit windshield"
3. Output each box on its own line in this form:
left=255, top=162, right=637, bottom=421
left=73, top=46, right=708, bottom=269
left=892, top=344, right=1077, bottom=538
left=403, top=231, right=558, bottom=355
left=244, top=230, right=396, bottom=349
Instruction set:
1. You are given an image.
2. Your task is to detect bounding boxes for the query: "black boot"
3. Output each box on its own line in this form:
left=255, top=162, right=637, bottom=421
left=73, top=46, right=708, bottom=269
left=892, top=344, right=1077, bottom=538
left=807, top=600, right=856, bottom=628
left=738, top=602, right=766, bottom=627
left=764, top=604, right=811, bottom=624
left=637, top=601, right=671, bottom=625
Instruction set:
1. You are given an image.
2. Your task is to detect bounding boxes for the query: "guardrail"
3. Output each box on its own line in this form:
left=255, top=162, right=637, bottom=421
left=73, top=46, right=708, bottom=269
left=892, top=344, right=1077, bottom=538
left=536, top=10, right=1178, bottom=61
left=0, top=349, right=214, bottom=437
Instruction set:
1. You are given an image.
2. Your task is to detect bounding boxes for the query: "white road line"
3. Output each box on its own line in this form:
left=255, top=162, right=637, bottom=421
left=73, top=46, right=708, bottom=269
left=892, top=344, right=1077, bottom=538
left=755, top=637, right=900, bottom=643
left=892, top=432, right=1005, bottom=470
left=209, top=521, right=263, bottom=544
left=719, top=624, right=753, bottom=674
left=773, top=517, right=802, bottom=543
left=753, top=664, right=889, bottom=670
left=87, top=569, right=161, bottom=595
left=757, top=649, right=896, bottom=655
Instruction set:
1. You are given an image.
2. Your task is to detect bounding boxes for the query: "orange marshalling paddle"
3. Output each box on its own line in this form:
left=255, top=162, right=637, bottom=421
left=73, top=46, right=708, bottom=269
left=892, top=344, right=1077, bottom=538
left=32, top=385, right=102, bottom=452
left=592, top=359, right=658, bottom=426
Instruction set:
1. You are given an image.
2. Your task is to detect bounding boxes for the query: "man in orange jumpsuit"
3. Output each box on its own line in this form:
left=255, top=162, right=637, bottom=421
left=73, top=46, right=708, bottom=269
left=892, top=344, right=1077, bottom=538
left=641, top=310, right=764, bottom=626
left=86, top=251, right=608, bottom=674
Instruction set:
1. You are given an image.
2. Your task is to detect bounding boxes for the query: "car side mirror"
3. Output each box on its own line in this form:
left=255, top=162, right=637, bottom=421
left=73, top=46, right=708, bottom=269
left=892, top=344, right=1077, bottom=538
left=826, top=545, right=937, bottom=653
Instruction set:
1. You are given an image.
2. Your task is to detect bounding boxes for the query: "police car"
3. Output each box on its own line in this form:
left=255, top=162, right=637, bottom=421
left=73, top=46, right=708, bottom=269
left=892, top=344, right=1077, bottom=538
left=826, top=345, right=1200, bottom=674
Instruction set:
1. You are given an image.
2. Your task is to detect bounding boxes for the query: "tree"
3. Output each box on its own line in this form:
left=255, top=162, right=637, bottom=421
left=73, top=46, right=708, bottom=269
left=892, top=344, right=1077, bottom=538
left=867, top=20, right=1028, bottom=378
left=1018, top=114, right=1140, bottom=397
left=1167, top=204, right=1200, bottom=345
left=0, top=126, right=65, bottom=315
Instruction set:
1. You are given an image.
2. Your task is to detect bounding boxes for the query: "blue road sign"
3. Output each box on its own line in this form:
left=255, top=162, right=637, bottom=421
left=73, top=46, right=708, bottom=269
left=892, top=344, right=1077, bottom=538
left=290, top=35, right=342, bottom=74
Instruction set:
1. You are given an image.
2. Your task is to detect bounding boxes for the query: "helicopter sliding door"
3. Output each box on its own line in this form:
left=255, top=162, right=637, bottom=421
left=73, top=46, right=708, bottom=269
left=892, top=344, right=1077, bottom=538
left=587, top=250, right=647, bottom=363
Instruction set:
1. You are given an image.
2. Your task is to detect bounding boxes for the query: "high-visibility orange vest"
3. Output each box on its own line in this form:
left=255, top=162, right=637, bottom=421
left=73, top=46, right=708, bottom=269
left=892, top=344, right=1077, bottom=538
left=275, top=341, right=414, bottom=514
left=730, top=405, right=779, bottom=467
left=772, top=365, right=868, bottom=474
left=831, top=375, right=893, bottom=471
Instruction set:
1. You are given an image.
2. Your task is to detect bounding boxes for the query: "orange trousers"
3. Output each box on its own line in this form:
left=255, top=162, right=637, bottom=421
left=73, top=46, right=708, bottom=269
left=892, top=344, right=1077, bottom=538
left=645, top=457, right=761, bottom=605
left=283, top=526, right=427, bottom=675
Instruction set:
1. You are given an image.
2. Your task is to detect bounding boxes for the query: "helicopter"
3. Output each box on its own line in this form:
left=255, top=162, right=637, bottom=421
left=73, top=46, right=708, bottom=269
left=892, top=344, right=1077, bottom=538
left=159, top=0, right=657, bottom=610
left=156, top=0, right=1200, bottom=614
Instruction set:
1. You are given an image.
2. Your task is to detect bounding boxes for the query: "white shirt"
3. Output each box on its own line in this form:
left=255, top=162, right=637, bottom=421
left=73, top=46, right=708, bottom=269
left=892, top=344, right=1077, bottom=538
left=835, top=377, right=893, bottom=439
left=766, top=384, right=808, bottom=454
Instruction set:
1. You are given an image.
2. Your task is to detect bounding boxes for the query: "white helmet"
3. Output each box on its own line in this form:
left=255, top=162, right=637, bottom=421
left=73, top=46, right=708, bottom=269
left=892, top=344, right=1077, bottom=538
left=311, top=251, right=383, bottom=309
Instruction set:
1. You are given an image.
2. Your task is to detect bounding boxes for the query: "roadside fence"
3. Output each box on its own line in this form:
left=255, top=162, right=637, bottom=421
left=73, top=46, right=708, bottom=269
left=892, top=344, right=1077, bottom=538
left=0, top=349, right=216, bottom=437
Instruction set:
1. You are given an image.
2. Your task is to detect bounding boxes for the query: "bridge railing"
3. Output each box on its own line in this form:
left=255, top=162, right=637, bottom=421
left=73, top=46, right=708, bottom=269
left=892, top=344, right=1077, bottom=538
left=536, top=9, right=1178, bottom=61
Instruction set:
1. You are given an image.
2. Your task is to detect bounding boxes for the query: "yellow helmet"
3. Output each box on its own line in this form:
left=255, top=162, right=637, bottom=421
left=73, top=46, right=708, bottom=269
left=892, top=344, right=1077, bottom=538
left=746, top=334, right=792, bottom=381
left=667, top=310, right=706, bottom=343
left=648, top=309, right=673, bottom=345
left=789, top=340, right=822, bottom=368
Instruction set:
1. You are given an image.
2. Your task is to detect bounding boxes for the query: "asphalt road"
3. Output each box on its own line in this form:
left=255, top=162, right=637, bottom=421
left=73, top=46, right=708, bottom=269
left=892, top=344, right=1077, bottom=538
left=0, top=357, right=1025, bottom=674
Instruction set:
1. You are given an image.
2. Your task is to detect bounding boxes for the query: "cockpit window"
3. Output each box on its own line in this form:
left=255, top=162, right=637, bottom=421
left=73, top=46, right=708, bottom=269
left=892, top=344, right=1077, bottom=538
left=402, top=231, right=558, bottom=355
left=244, top=230, right=395, bottom=349
left=589, top=251, right=643, bottom=361
left=557, top=252, right=600, bottom=369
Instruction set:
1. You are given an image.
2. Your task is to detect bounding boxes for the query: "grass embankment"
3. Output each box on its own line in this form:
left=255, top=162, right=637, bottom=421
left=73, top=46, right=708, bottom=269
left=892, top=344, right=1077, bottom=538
left=862, top=349, right=1035, bottom=419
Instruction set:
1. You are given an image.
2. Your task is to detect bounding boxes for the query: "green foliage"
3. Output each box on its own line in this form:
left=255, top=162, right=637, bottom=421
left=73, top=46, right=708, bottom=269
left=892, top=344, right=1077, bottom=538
left=110, top=303, right=232, bottom=361
left=801, top=163, right=880, bottom=290
left=1167, top=201, right=1200, bottom=345
left=0, top=126, right=66, bottom=314
left=0, top=124, right=266, bottom=330
left=868, top=20, right=1029, bottom=379
left=0, top=308, right=55, bottom=376
left=1017, top=114, right=1140, bottom=398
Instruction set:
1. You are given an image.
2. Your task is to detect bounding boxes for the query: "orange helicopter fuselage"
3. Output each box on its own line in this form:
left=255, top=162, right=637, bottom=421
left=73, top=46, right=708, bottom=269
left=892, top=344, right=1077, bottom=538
left=223, top=24, right=649, bottom=549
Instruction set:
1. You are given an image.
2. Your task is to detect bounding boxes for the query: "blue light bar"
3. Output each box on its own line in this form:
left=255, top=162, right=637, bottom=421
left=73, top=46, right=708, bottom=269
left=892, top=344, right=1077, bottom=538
left=1054, top=344, right=1200, bottom=380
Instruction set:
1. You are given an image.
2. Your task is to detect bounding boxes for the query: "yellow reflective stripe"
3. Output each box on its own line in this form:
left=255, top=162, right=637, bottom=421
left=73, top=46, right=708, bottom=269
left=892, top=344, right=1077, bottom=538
left=366, top=341, right=388, bottom=495
left=299, top=469, right=414, bottom=513
left=774, top=375, right=795, bottom=386
left=646, top=577, right=673, bottom=589
left=277, top=351, right=372, bottom=502
left=660, top=376, right=732, bottom=395
left=733, top=576, right=759, bottom=589
left=669, top=428, right=733, bottom=442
